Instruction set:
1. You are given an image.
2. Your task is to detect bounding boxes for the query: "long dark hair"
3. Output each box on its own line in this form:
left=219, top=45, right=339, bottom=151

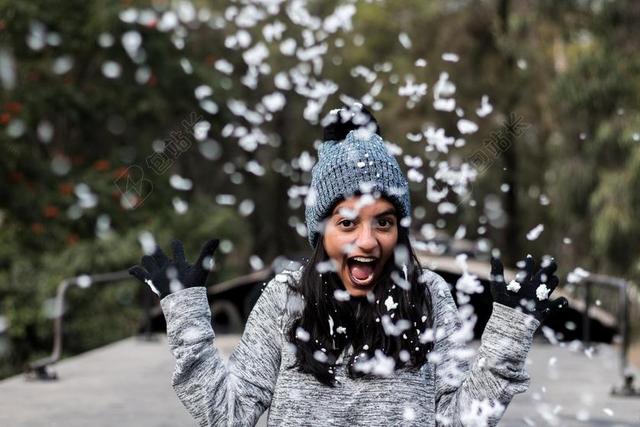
left=286, top=220, right=435, bottom=387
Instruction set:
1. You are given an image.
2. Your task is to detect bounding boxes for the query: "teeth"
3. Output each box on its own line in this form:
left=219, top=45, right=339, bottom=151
left=352, top=256, right=376, bottom=263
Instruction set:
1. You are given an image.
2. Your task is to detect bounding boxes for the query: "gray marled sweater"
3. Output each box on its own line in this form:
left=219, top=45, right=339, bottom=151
left=160, top=268, right=540, bottom=426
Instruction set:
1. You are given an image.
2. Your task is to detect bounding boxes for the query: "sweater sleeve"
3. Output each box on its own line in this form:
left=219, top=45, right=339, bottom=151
left=429, top=272, right=540, bottom=426
left=160, top=277, right=286, bottom=427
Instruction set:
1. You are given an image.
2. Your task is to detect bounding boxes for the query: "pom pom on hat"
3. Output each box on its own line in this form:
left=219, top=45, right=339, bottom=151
left=322, top=102, right=381, bottom=142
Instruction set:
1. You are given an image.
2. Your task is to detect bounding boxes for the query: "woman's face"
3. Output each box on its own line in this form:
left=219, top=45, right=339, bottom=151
left=322, top=196, right=398, bottom=297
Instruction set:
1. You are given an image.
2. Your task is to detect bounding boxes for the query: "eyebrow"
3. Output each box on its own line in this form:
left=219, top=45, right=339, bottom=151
left=331, top=207, right=397, bottom=217
left=376, top=208, right=396, bottom=217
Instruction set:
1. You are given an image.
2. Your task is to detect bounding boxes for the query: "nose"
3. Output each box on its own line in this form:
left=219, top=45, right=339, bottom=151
left=354, top=223, right=378, bottom=253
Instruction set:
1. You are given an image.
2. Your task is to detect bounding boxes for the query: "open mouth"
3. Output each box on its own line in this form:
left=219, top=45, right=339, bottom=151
left=346, top=256, right=379, bottom=287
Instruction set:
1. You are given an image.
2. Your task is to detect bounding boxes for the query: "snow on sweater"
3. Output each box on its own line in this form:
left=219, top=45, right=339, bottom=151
left=160, top=267, right=540, bottom=426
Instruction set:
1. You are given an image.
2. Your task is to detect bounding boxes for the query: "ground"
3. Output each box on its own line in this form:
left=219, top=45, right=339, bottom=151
left=0, top=335, right=638, bottom=426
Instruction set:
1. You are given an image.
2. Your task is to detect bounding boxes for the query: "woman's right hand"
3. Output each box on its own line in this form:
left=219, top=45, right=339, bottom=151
left=129, top=239, right=219, bottom=299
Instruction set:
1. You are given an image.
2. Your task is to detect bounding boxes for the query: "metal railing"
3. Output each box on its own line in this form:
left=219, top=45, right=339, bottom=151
left=26, top=270, right=150, bottom=380
left=577, top=274, right=639, bottom=397
left=25, top=268, right=272, bottom=380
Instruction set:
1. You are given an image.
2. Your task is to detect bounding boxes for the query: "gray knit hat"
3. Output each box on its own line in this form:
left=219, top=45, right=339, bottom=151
left=305, top=106, right=411, bottom=247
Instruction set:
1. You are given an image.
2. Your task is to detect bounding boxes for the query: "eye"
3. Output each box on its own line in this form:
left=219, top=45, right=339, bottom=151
left=377, top=217, right=394, bottom=228
left=338, top=219, right=355, bottom=229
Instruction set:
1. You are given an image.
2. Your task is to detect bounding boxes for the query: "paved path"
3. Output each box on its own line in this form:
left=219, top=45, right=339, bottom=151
left=0, top=335, right=637, bottom=426
left=502, top=341, right=639, bottom=426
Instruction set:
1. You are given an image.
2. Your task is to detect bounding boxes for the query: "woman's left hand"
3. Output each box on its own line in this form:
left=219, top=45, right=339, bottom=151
left=489, top=254, right=569, bottom=323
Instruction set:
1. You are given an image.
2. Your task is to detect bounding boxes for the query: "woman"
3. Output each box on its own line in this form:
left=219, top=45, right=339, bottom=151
left=129, top=104, right=568, bottom=426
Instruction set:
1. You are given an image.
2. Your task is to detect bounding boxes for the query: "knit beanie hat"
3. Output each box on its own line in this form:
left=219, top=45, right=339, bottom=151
left=305, top=103, right=411, bottom=247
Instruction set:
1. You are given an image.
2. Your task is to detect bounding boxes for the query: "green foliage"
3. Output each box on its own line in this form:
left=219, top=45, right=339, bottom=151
left=0, top=195, right=248, bottom=378
left=591, top=143, right=640, bottom=274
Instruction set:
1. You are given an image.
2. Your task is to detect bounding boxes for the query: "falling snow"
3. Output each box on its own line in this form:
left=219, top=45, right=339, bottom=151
left=526, top=224, right=544, bottom=241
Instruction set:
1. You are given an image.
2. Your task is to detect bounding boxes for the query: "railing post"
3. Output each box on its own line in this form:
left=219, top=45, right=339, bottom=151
left=621, top=284, right=630, bottom=379
left=611, top=280, right=639, bottom=396
left=138, top=287, right=154, bottom=341
left=582, top=281, right=591, bottom=348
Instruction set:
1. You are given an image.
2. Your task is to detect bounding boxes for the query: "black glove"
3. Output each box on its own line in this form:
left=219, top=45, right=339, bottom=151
left=489, top=254, right=568, bottom=323
left=129, top=239, right=219, bottom=299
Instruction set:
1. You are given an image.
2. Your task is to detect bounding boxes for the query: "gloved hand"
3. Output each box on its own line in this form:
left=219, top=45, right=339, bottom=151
left=489, top=254, right=569, bottom=323
left=129, top=239, right=219, bottom=299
